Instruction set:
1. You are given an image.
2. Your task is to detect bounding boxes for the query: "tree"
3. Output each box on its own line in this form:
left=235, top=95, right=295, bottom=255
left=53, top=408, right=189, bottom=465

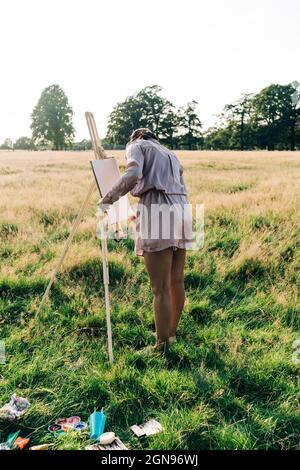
left=135, top=85, right=175, bottom=135
left=72, top=139, right=92, bottom=151
left=159, top=108, right=179, bottom=149
left=106, top=94, right=147, bottom=145
left=178, top=101, right=202, bottom=150
left=31, top=84, right=75, bottom=150
left=14, top=136, right=35, bottom=150
left=286, top=81, right=300, bottom=151
left=203, top=126, right=232, bottom=150
left=0, top=138, right=13, bottom=150
left=106, top=85, right=180, bottom=146
left=252, top=83, right=299, bottom=150
left=222, top=94, right=254, bottom=150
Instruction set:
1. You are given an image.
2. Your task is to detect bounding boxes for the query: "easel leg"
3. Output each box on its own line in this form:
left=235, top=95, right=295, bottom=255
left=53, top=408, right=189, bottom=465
left=100, top=220, right=114, bottom=364
left=37, top=180, right=96, bottom=314
left=38, top=113, right=106, bottom=311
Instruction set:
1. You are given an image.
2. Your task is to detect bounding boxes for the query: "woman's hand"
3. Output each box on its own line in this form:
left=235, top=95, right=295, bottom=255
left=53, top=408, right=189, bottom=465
left=98, top=198, right=110, bottom=214
left=128, top=214, right=137, bottom=223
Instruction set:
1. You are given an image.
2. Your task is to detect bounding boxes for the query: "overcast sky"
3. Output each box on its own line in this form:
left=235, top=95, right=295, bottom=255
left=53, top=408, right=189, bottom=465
left=0, top=0, right=299, bottom=142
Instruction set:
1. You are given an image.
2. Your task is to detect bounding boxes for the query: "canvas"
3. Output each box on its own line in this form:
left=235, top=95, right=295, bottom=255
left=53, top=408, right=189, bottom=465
left=91, top=158, right=133, bottom=225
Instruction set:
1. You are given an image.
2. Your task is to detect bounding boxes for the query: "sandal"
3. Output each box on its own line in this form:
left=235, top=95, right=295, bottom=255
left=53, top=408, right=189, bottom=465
left=137, top=340, right=169, bottom=356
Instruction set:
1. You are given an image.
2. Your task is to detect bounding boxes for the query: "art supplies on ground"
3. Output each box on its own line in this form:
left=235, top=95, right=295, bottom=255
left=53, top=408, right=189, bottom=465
left=99, top=432, right=115, bottom=445
left=130, top=419, right=163, bottom=437
left=13, top=437, right=30, bottom=450
left=86, top=437, right=128, bottom=451
left=0, top=443, right=10, bottom=450
left=89, top=409, right=106, bottom=440
left=30, top=444, right=52, bottom=451
left=1, top=436, right=51, bottom=451
left=48, top=415, right=87, bottom=434
left=0, top=401, right=151, bottom=450
left=0, top=430, right=21, bottom=450
left=0, top=394, right=30, bottom=421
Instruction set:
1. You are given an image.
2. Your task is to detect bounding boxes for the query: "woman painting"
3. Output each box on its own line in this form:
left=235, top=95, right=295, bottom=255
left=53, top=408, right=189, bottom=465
left=100, top=128, right=192, bottom=353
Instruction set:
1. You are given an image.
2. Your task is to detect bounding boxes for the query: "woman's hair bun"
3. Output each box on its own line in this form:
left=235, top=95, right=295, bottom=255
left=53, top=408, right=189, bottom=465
left=129, top=128, right=159, bottom=143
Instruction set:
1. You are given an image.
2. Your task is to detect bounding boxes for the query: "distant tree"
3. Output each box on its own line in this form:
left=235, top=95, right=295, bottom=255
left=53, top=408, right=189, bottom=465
left=136, top=85, right=175, bottom=135
left=106, top=94, right=147, bottom=145
left=221, top=94, right=254, bottom=150
left=31, top=84, right=75, bottom=150
left=0, top=138, right=13, bottom=150
left=178, top=101, right=202, bottom=150
left=14, top=136, right=35, bottom=150
left=106, top=85, right=180, bottom=146
left=203, top=125, right=232, bottom=150
left=159, top=108, right=179, bottom=149
left=285, top=81, right=300, bottom=151
left=72, top=139, right=92, bottom=151
left=252, top=83, right=299, bottom=150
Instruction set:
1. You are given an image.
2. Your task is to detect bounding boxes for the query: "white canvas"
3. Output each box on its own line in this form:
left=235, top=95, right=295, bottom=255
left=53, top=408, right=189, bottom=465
left=91, top=158, right=133, bottom=225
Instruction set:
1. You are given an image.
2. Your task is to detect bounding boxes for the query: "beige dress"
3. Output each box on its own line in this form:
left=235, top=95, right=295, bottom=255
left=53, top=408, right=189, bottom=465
left=101, top=138, right=193, bottom=255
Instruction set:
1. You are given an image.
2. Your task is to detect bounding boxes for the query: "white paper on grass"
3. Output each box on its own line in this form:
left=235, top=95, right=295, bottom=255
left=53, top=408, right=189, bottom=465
left=91, top=158, right=133, bottom=225
left=130, top=419, right=163, bottom=437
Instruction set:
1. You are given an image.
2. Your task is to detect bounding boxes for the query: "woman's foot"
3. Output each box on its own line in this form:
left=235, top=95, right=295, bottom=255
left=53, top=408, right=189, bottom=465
left=138, top=340, right=169, bottom=356
left=151, top=332, right=177, bottom=345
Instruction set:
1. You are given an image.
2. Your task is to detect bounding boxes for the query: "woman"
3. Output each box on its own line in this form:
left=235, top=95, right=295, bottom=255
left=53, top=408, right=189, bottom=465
left=100, top=128, right=192, bottom=352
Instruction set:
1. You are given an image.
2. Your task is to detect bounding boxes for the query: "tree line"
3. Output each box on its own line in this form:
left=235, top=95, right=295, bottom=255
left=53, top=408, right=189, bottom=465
left=205, top=83, right=300, bottom=151
left=1, top=82, right=299, bottom=151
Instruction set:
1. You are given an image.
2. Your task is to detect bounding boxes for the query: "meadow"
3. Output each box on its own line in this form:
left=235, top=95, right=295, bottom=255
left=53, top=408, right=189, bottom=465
left=0, top=149, right=299, bottom=450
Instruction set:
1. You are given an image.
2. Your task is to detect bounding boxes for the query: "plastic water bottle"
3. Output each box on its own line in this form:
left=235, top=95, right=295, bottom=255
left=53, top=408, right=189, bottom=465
left=89, top=408, right=106, bottom=440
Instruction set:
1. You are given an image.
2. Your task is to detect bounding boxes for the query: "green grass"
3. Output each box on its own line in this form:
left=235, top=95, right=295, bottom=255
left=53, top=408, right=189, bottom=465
left=0, top=224, right=299, bottom=450
left=0, top=150, right=299, bottom=450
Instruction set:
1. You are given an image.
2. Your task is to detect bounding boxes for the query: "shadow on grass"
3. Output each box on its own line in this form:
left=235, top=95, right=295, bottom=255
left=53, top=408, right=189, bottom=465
left=0, top=277, right=47, bottom=299
left=65, top=257, right=127, bottom=293
left=0, top=277, right=48, bottom=326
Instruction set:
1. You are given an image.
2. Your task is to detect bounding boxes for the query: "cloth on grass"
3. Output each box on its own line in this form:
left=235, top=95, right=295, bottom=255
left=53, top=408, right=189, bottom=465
left=0, top=394, right=31, bottom=421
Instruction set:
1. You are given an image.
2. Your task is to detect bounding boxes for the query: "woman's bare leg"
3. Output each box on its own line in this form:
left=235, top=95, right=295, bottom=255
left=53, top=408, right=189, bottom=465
left=169, top=249, right=186, bottom=337
left=143, top=248, right=173, bottom=344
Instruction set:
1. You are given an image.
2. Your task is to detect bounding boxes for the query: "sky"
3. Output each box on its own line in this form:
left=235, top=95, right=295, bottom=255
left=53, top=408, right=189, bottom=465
left=0, top=0, right=299, bottom=142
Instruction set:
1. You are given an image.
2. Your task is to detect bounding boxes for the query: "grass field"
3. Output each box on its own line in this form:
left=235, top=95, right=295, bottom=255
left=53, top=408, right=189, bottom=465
left=0, top=149, right=299, bottom=450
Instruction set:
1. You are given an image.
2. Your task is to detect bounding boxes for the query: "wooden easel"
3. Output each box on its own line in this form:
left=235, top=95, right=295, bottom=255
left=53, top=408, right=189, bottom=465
left=37, top=112, right=114, bottom=364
